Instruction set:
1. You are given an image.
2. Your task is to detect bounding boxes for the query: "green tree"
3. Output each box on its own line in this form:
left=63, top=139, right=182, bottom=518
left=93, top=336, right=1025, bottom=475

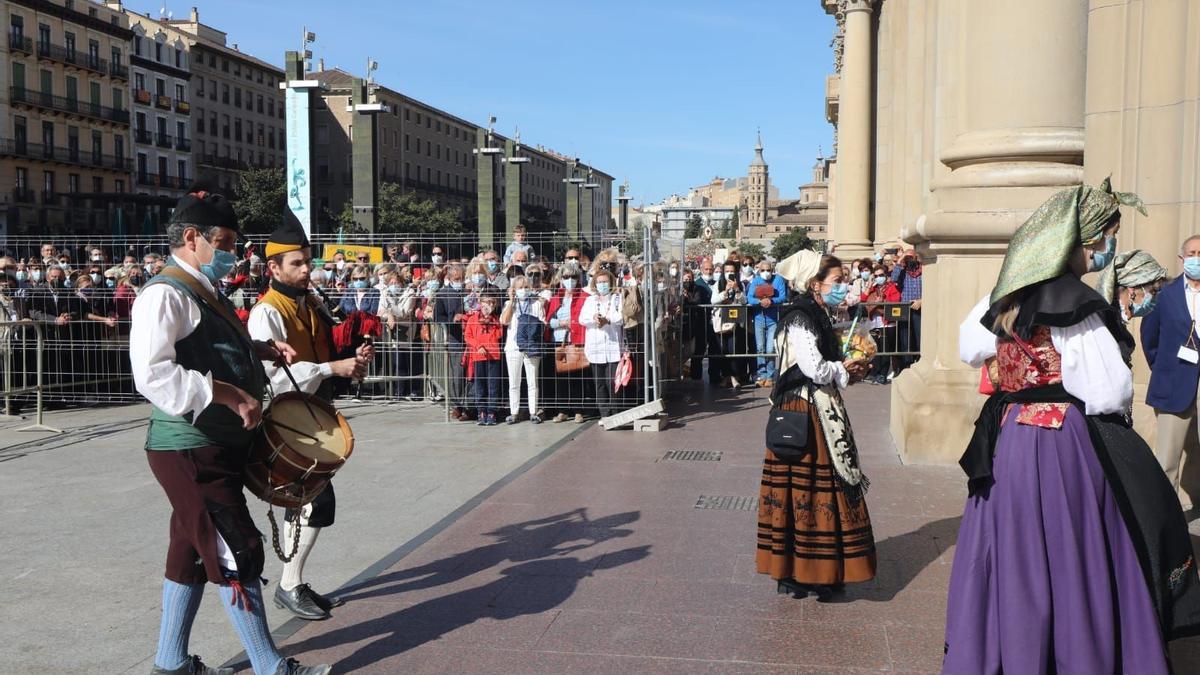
left=770, top=228, right=816, bottom=261
left=328, top=182, right=464, bottom=236
left=232, top=167, right=287, bottom=235
left=684, top=213, right=703, bottom=239
left=730, top=239, right=767, bottom=261
left=723, top=210, right=739, bottom=239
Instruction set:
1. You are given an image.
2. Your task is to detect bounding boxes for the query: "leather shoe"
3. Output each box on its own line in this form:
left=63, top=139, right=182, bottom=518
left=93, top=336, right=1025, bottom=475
left=151, top=655, right=232, bottom=675
left=297, top=583, right=344, bottom=612
left=274, top=658, right=331, bottom=675
left=273, top=583, right=329, bottom=620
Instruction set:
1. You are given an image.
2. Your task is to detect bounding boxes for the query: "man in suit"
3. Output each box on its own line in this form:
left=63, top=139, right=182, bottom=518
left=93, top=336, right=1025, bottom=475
left=1142, top=234, right=1200, bottom=510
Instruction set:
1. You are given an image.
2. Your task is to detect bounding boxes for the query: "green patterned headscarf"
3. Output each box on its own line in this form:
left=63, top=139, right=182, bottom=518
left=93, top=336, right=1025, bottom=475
left=1095, top=249, right=1168, bottom=303
left=990, top=177, right=1147, bottom=304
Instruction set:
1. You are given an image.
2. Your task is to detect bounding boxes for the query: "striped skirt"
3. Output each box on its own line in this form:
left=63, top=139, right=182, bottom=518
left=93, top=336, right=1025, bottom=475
left=756, top=396, right=876, bottom=585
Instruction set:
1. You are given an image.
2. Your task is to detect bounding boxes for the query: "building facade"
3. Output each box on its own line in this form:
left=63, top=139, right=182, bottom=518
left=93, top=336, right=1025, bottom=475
left=168, top=7, right=283, bottom=192
left=307, top=67, right=613, bottom=241
left=125, top=8, right=191, bottom=209
left=1, top=0, right=133, bottom=235
left=817, top=0, right=1200, bottom=464
left=762, top=154, right=830, bottom=238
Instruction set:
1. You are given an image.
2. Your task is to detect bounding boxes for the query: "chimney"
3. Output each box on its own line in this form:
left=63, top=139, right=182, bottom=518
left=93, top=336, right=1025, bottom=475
left=190, top=7, right=198, bottom=22
left=232, top=43, right=239, bottom=51
left=317, top=58, right=324, bottom=72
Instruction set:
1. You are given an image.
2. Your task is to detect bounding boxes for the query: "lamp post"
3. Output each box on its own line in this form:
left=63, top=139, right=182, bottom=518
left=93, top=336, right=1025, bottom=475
left=347, top=58, right=389, bottom=233
left=282, top=29, right=321, bottom=235
left=500, top=126, right=529, bottom=243
left=474, top=116, right=504, bottom=249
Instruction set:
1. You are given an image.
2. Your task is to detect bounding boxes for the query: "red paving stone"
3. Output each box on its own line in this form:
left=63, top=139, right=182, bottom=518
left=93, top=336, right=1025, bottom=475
left=272, top=382, right=1200, bottom=673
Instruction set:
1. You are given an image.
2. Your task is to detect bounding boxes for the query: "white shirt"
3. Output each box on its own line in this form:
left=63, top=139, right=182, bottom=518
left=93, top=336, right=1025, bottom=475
left=247, top=297, right=333, bottom=395
left=504, top=296, right=547, bottom=353
left=1185, top=285, right=1200, bottom=338
left=580, top=292, right=624, bottom=363
left=780, top=324, right=850, bottom=390
left=130, top=256, right=216, bottom=421
left=959, top=294, right=1132, bottom=415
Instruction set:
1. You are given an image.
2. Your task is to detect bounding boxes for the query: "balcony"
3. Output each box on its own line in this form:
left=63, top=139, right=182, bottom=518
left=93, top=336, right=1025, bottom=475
left=0, top=139, right=131, bottom=171
left=175, top=100, right=190, bottom=115
left=41, top=191, right=60, bottom=206
left=136, top=173, right=186, bottom=190
left=155, top=94, right=172, bottom=110
left=155, top=133, right=173, bottom=149
left=12, top=187, right=36, bottom=204
left=10, top=87, right=130, bottom=125
left=37, top=41, right=108, bottom=77
left=133, top=88, right=152, bottom=106
left=195, top=154, right=247, bottom=171
left=134, top=128, right=152, bottom=144
left=8, top=33, right=32, bottom=54
left=110, top=62, right=128, bottom=80
left=175, top=137, right=191, bottom=152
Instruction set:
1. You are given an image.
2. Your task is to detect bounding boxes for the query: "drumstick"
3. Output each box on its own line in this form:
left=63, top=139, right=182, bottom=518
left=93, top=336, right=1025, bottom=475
left=270, top=420, right=322, bottom=443
left=278, top=360, right=324, bottom=429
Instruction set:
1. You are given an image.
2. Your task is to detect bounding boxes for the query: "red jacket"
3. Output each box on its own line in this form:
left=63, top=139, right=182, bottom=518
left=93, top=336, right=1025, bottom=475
left=865, top=282, right=901, bottom=325
left=463, top=310, right=503, bottom=378
left=546, top=288, right=586, bottom=346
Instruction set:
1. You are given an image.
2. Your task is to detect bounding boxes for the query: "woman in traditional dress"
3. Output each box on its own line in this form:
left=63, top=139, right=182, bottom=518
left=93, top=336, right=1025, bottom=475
left=756, top=251, right=876, bottom=599
left=946, top=179, right=1200, bottom=674
left=1095, top=249, right=1168, bottom=325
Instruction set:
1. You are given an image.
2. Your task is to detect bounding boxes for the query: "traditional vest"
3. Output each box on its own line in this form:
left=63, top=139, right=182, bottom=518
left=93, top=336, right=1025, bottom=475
left=257, top=284, right=333, bottom=365
left=144, top=265, right=267, bottom=451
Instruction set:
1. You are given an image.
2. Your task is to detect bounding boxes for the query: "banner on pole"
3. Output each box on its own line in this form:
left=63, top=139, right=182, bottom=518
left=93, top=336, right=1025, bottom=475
left=285, top=86, right=312, bottom=236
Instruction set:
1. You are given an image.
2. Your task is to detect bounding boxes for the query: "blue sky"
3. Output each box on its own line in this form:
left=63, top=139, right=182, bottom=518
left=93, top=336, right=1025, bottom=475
left=163, top=0, right=836, bottom=205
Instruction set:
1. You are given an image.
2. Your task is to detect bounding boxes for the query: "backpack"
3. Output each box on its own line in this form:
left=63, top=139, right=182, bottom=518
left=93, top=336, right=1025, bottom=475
left=514, top=298, right=546, bottom=356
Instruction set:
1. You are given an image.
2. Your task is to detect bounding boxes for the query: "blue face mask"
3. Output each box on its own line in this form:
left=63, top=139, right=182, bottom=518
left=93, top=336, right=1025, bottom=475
left=198, top=235, right=237, bottom=284
left=426, top=280, right=442, bottom=292
left=471, top=273, right=486, bottom=286
left=1185, top=257, right=1200, bottom=281
left=448, top=281, right=463, bottom=290
left=822, top=282, right=849, bottom=306
left=1090, top=235, right=1117, bottom=272
left=105, top=279, right=116, bottom=288
left=15, top=271, right=26, bottom=282
left=562, top=278, right=577, bottom=290
left=351, top=280, right=368, bottom=289
left=388, top=284, right=402, bottom=294
left=486, top=261, right=499, bottom=273
left=1130, top=291, right=1157, bottom=317
left=596, top=282, right=611, bottom=295
left=860, top=270, right=871, bottom=281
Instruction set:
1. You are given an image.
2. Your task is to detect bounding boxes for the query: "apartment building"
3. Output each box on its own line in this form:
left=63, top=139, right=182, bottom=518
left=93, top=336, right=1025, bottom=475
left=124, top=8, right=192, bottom=203
left=1, top=0, right=132, bottom=234
left=167, top=7, right=283, bottom=192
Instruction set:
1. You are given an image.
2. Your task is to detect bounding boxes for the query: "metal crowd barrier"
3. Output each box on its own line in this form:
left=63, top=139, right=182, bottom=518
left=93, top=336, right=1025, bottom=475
left=0, top=320, right=63, bottom=433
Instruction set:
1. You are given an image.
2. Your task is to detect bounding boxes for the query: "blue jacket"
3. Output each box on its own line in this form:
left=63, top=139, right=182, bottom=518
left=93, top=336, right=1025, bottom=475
left=1142, top=275, right=1200, bottom=413
left=339, top=287, right=381, bottom=316
left=746, top=274, right=788, bottom=321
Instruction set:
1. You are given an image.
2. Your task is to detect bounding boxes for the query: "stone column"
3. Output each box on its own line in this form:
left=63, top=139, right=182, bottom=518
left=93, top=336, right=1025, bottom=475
left=831, top=0, right=876, bottom=258
left=503, top=138, right=525, bottom=240
left=891, top=0, right=1089, bottom=463
left=351, top=78, right=379, bottom=234
left=475, top=129, right=501, bottom=250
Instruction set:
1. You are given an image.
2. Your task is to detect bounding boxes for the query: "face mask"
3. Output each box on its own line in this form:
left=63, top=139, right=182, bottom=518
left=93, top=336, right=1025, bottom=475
left=1090, top=235, right=1117, bottom=272
left=596, top=282, right=612, bottom=295
left=471, top=273, right=486, bottom=286
left=701, top=273, right=714, bottom=283
left=426, top=280, right=441, bottom=292
left=861, top=270, right=871, bottom=281
left=480, top=303, right=495, bottom=315
left=31, top=270, right=43, bottom=282
left=1130, top=292, right=1157, bottom=317
left=144, top=264, right=154, bottom=275
left=486, top=260, right=499, bottom=273
left=741, top=269, right=754, bottom=280
left=351, top=280, right=368, bottom=290
left=873, top=275, right=887, bottom=287
left=335, top=260, right=346, bottom=270
left=669, top=267, right=678, bottom=277
left=431, top=255, right=444, bottom=264
left=90, top=273, right=101, bottom=284
left=822, top=282, right=849, bottom=306
left=624, top=278, right=638, bottom=287
left=656, top=282, right=666, bottom=292
left=197, top=237, right=237, bottom=285
left=516, top=288, right=530, bottom=299
left=91, top=255, right=102, bottom=263
left=15, top=271, right=26, bottom=282
left=449, top=281, right=463, bottom=290
left=562, top=278, right=577, bottom=290
left=1185, top=257, right=1200, bottom=281
left=388, top=284, right=402, bottom=294
left=873, top=253, right=883, bottom=262
left=759, top=271, right=772, bottom=281
left=128, top=276, right=142, bottom=287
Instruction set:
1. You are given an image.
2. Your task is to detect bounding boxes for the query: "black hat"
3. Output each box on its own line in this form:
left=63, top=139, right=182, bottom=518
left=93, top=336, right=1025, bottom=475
left=168, top=182, right=241, bottom=235
left=265, top=209, right=310, bottom=257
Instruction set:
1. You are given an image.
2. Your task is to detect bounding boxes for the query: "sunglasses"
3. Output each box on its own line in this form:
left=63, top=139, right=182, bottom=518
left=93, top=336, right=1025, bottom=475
left=565, top=256, right=579, bottom=260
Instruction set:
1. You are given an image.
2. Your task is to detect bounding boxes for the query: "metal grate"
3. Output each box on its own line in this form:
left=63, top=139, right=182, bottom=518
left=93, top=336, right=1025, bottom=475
left=662, top=450, right=723, bottom=462
left=694, top=495, right=758, bottom=511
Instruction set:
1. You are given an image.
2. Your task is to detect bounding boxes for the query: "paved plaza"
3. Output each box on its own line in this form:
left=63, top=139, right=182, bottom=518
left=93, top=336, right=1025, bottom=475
left=4, top=385, right=1200, bottom=673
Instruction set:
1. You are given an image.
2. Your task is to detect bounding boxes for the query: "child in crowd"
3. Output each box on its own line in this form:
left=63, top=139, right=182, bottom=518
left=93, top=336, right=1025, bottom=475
left=464, top=288, right=504, bottom=425
left=503, top=224, right=534, bottom=264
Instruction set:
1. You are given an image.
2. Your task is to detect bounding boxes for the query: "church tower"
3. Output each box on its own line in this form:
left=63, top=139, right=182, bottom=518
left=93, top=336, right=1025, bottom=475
left=746, top=130, right=769, bottom=227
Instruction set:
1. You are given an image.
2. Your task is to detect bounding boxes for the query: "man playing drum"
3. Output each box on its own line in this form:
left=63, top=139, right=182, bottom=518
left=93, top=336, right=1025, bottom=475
left=131, top=188, right=330, bottom=675
left=248, top=212, right=372, bottom=621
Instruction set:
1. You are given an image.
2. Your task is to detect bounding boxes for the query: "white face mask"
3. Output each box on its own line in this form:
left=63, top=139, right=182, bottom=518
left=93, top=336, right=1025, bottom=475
left=335, top=260, right=345, bottom=270
left=431, top=255, right=444, bottom=264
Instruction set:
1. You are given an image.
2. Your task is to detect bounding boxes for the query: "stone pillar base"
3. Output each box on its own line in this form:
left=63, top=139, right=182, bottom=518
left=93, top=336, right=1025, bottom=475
left=889, top=358, right=982, bottom=465
left=832, top=239, right=876, bottom=260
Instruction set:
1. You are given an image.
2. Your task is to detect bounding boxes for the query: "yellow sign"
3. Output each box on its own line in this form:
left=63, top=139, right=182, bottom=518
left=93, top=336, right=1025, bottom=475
left=322, top=244, right=385, bottom=264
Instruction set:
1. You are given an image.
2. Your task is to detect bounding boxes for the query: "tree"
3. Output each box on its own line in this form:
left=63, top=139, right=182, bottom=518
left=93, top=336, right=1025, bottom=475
left=329, top=182, right=464, bottom=236
left=730, top=239, right=766, bottom=261
left=770, top=228, right=816, bottom=261
left=684, top=213, right=704, bottom=239
left=232, top=167, right=287, bottom=235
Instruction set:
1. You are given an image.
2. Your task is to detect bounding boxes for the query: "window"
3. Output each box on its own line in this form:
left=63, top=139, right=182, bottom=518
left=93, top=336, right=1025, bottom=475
left=436, top=120, right=441, bottom=132
left=134, top=72, right=145, bottom=91
left=257, top=123, right=264, bottom=146
left=222, top=58, right=228, bottom=72
left=425, top=117, right=430, bottom=129
left=234, top=119, right=242, bottom=142
left=197, top=114, right=205, bottom=134
left=208, top=53, right=215, bottom=67
left=233, top=87, right=241, bottom=107
left=222, top=114, right=230, bottom=139
left=112, top=46, right=121, bottom=67
left=267, top=99, right=274, bottom=117
left=155, top=78, right=165, bottom=96
left=92, top=176, right=103, bottom=193
left=175, top=83, right=185, bottom=101
left=316, top=125, right=328, bottom=144
left=37, top=23, right=48, bottom=48
left=115, top=179, right=124, bottom=193
left=404, top=134, right=409, bottom=150
left=177, top=159, right=186, bottom=183
left=222, top=84, right=229, bottom=104
left=257, top=95, right=263, bottom=114
left=15, top=167, right=27, bottom=190
left=154, top=40, right=162, bottom=63
left=88, top=39, right=98, bottom=66
left=111, top=87, right=122, bottom=110
left=268, top=128, right=275, bottom=149
left=210, top=113, right=217, bottom=136
left=114, top=136, right=124, bottom=160
left=43, top=170, right=54, bottom=196
left=68, top=174, right=79, bottom=194
left=90, top=130, right=100, bottom=159
left=134, top=35, right=142, bottom=56
left=64, top=31, right=75, bottom=57
left=41, top=120, right=53, bottom=149
left=176, top=120, right=186, bottom=140
left=175, top=48, right=181, bottom=68
left=67, top=126, right=78, bottom=158
left=196, top=76, right=204, bottom=96
left=10, top=14, right=23, bottom=40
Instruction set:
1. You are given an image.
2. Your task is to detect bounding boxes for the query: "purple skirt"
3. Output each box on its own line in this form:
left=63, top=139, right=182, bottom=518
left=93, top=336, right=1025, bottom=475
left=942, top=406, right=1169, bottom=674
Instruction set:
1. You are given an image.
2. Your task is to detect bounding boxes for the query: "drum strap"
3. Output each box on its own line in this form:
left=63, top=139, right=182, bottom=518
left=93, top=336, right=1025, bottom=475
left=158, top=267, right=254, bottom=341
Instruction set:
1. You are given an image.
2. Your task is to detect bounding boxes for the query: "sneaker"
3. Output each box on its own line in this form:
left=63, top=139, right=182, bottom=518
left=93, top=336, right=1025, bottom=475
left=151, top=655, right=233, bottom=675
left=553, top=413, right=569, bottom=423
left=575, top=413, right=585, bottom=424
left=505, top=414, right=519, bottom=425
left=486, top=413, right=499, bottom=426
left=530, top=415, right=542, bottom=424
left=477, top=415, right=487, bottom=426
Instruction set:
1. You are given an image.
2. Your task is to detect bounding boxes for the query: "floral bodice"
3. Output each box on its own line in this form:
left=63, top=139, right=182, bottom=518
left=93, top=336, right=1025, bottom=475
left=996, top=326, right=1068, bottom=429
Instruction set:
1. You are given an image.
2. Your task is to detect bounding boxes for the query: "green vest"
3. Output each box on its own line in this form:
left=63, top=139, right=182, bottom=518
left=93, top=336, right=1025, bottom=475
left=144, top=266, right=267, bottom=451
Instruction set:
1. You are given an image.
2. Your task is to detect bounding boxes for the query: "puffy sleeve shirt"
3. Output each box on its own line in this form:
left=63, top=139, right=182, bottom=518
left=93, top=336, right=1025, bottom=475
left=247, top=300, right=333, bottom=396
left=783, top=323, right=850, bottom=390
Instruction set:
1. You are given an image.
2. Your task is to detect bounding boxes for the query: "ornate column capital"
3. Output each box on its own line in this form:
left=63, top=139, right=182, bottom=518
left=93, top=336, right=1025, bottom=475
left=838, top=0, right=875, bottom=16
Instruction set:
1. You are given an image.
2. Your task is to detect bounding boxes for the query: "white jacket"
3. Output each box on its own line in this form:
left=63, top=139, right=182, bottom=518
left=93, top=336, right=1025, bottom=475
left=580, top=292, right=624, bottom=364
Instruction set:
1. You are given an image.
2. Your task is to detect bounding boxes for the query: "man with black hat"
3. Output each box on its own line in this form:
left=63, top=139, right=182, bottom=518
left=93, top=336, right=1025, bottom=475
left=248, top=211, right=372, bottom=621
left=130, top=187, right=330, bottom=675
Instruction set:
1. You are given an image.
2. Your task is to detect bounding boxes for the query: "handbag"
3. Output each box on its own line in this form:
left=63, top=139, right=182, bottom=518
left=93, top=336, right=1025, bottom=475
left=764, top=333, right=812, bottom=461
left=554, top=337, right=589, bottom=373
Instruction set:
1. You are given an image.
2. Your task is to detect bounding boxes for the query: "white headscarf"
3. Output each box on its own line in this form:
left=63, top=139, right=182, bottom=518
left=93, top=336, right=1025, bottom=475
left=775, top=250, right=823, bottom=294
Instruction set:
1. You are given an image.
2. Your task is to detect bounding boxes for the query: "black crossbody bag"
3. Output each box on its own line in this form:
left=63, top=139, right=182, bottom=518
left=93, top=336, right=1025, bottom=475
left=764, top=336, right=813, bottom=461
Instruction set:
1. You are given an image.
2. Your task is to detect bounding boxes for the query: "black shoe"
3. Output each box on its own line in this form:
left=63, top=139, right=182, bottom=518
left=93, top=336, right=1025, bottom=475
left=297, top=583, right=344, bottom=612
left=775, top=579, right=810, bottom=599
left=273, top=583, right=329, bottom=620
left=151, top=655, right=233, bottom=675
left=274, top=658, right=332, bottom=675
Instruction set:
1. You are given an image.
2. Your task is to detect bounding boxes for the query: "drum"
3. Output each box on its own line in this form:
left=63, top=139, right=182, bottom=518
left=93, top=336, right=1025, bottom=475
left=245, top=391, right=354, bottom=508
